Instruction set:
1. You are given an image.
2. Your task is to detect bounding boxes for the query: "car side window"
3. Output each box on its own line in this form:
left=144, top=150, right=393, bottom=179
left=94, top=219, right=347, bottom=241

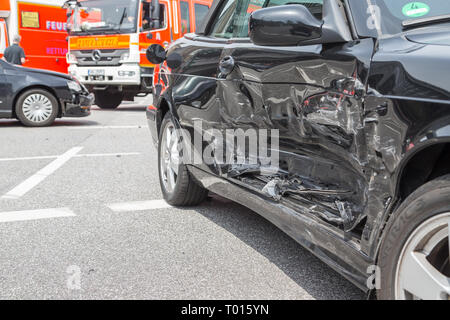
left=265, top=0, right=323, bottom=19
left=209, top=0, right=239, bottom=38
left=209, top=0, right=267, bottom=38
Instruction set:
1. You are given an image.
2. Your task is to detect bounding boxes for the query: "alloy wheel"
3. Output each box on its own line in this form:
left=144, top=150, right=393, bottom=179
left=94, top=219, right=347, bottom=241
left=160, top=122, right=181, bottom=193
left=395, top=212, right=450, bottom=300
left=22, top=93, right=54, bottom=123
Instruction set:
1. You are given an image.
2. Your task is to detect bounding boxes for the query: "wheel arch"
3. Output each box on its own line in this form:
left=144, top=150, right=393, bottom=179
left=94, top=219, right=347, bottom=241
left=156, top=96, right=171, bottom=137
left=374, top=139, right=450, bottom=264
left=395, top=139, right=450, bottom=201
left=12, top=85, right=62, bottom=118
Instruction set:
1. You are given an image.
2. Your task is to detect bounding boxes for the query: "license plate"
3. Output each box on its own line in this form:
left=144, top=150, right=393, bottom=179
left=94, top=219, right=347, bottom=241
left=88, top=69, right=105, bottom=76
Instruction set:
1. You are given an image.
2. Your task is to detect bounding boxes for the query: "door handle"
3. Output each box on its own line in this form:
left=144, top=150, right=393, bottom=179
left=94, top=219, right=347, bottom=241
left=219, top=56, right=235, bottom=79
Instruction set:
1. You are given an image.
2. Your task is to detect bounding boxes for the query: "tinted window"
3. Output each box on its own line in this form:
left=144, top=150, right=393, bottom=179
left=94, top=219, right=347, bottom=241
left=266, top=0, right=323, bottom=20
left=194, top=4, right=210, bottom=29
left=209, top=0, right=239, bottom=38
left=349, top=0, right=450, bottom=37
left=180, top=1, right=191, bottom=35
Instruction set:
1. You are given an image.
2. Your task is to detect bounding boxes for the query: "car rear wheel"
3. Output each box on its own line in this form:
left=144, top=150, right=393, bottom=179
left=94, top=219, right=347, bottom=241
left=15, top=89, right=58, bottom=127
left=94, top=90, right=123, bottom=109
left=378, top=175, right=450, bottom=300
left=158, top=113, right=208, bottom=206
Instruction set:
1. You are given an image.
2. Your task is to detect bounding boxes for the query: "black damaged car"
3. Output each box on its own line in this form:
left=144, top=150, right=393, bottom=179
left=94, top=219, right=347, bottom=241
left=0, top=59, right=93, bottom=127
left=146, top=0, right=450, bottom=299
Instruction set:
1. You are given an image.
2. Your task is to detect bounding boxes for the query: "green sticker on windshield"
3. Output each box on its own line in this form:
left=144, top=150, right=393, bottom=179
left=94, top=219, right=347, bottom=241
left=402, top=2, right=430, bottom=18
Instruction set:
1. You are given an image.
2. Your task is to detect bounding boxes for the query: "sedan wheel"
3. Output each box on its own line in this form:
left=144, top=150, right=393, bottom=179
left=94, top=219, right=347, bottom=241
left=159, top=122, right=180, bottom=193
left=378, top=175, right=450, bottom=300
left=157, top=113, right=208, bottom=206
left=16, top=89, right=58, bottom=127
left=22, top=93, right=54, bottom=123
left=395, top=212, right=450, bottom=300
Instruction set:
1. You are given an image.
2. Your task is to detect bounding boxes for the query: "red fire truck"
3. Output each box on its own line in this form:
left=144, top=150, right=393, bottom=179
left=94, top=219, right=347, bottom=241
left=0, top=0, right=69, bottom=73
left=65, top=0, right=212, bottom=109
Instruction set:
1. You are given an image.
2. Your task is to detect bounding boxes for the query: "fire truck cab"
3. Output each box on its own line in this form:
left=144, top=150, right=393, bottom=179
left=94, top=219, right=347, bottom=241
left=65, top=0, right=212, bottom=109
left=0, top=0, right=68, bottom=73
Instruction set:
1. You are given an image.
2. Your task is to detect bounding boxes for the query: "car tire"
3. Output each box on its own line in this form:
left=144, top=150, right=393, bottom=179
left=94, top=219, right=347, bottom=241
left=94, top=91, right=123, bottom=109
left=15, top=89, right=59, bottom=127
left=378, top=175, right=450, bottom=300
left=158, top=113, right=208, bottom=206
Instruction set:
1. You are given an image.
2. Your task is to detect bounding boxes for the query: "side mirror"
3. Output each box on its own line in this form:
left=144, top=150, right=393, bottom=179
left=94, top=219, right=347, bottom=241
left=146, top=44, right=166, bottom=64
left=146, top=44, right=183, bottom=69
left=249, top=5, right=322, bottom=46
left=249, top=0, right=352, bottom=47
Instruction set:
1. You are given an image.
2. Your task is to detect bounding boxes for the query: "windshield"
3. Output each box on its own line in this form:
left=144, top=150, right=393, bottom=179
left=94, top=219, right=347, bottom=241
left=69, top=0, right=139, bottom=35
left=348, top=0, right=450, bottom=37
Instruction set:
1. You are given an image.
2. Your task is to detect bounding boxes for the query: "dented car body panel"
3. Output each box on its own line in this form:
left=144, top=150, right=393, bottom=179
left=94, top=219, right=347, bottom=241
left=147, top=0, right=450, bottom=291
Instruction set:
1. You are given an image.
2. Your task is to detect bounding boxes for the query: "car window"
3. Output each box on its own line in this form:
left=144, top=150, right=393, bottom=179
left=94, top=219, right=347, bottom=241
left=209, top=0, right=323, bottom=39
left=265, top=0, right=323, bottom=19
left=209, top=0, right=239, bottom=38
left=194, top=3, right=210, bottom=29
left=349, top=0, right=450, bottom=37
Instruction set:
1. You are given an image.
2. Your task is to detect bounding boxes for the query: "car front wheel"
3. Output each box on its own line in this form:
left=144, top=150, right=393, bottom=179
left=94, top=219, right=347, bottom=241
left=158, top=113, right=208, bottom=206
left=378, top=175, right=450, bottom=300
left=15, top=89, right=58, bottom=127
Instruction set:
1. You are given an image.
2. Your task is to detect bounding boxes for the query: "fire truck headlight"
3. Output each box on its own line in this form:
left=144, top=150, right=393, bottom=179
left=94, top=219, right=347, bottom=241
left=118, top=71, right=136, bottom=77
left=67, top=80, right=82, bottom=92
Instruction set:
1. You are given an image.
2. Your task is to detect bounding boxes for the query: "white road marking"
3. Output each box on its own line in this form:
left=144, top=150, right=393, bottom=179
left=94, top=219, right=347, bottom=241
left=108, top=200, right=172, bottom=212
left=1, top=147, right=83, bottom=200
left=0, top=155, right=58, bottom=162
left=0, top=152, right=141, bottom=162
left=74, top=152, right=141, bottom=158
left=68, top=125, right=148, bottom=130
left=0, top=208, right=75, bottom=223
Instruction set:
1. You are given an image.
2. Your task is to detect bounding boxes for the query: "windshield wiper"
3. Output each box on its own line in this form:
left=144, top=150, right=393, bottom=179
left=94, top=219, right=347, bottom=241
left=118, top=7, right=128, bottom=30
left=403, top=14, right=450, bottom=30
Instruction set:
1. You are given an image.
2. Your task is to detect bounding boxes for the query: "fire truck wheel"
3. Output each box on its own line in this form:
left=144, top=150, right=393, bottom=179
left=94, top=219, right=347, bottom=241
left=15, top=89, right=58, bottom=127
left=94, top=91, right=123, bottom=109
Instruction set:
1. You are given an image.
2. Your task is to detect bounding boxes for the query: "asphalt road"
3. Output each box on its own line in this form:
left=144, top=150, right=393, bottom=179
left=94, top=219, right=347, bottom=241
left=0, top=100, right=365, bottom=300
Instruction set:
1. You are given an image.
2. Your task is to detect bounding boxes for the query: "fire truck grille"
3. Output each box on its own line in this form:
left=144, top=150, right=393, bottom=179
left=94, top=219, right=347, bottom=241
left=73, top=49, right=128, bottom=66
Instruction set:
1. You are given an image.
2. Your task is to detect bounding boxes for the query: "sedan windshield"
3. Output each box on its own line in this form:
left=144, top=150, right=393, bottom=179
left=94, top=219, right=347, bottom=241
left=69, top=0, right=139, bottom=35
left=348, top=0, right=450, bottom=37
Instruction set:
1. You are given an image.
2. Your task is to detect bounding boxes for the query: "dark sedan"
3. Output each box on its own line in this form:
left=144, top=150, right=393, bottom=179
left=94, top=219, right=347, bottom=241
left=147, top=0, right=450, bottom=299
left=0, top=59, right=93, bottom=127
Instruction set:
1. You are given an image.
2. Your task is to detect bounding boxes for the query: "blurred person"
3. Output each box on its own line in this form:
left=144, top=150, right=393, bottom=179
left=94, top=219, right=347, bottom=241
left=2, top=35, right=26, bottom=65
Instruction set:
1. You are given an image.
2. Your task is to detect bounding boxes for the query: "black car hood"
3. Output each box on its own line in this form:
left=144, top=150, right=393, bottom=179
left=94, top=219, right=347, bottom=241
left=405, top=23, right=450, bottom=46
left=14, top=65, right=72, bottom=81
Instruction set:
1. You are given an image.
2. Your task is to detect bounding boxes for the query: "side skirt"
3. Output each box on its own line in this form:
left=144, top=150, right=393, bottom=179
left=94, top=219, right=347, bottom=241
left=188, top=165, right=374, bottom=292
